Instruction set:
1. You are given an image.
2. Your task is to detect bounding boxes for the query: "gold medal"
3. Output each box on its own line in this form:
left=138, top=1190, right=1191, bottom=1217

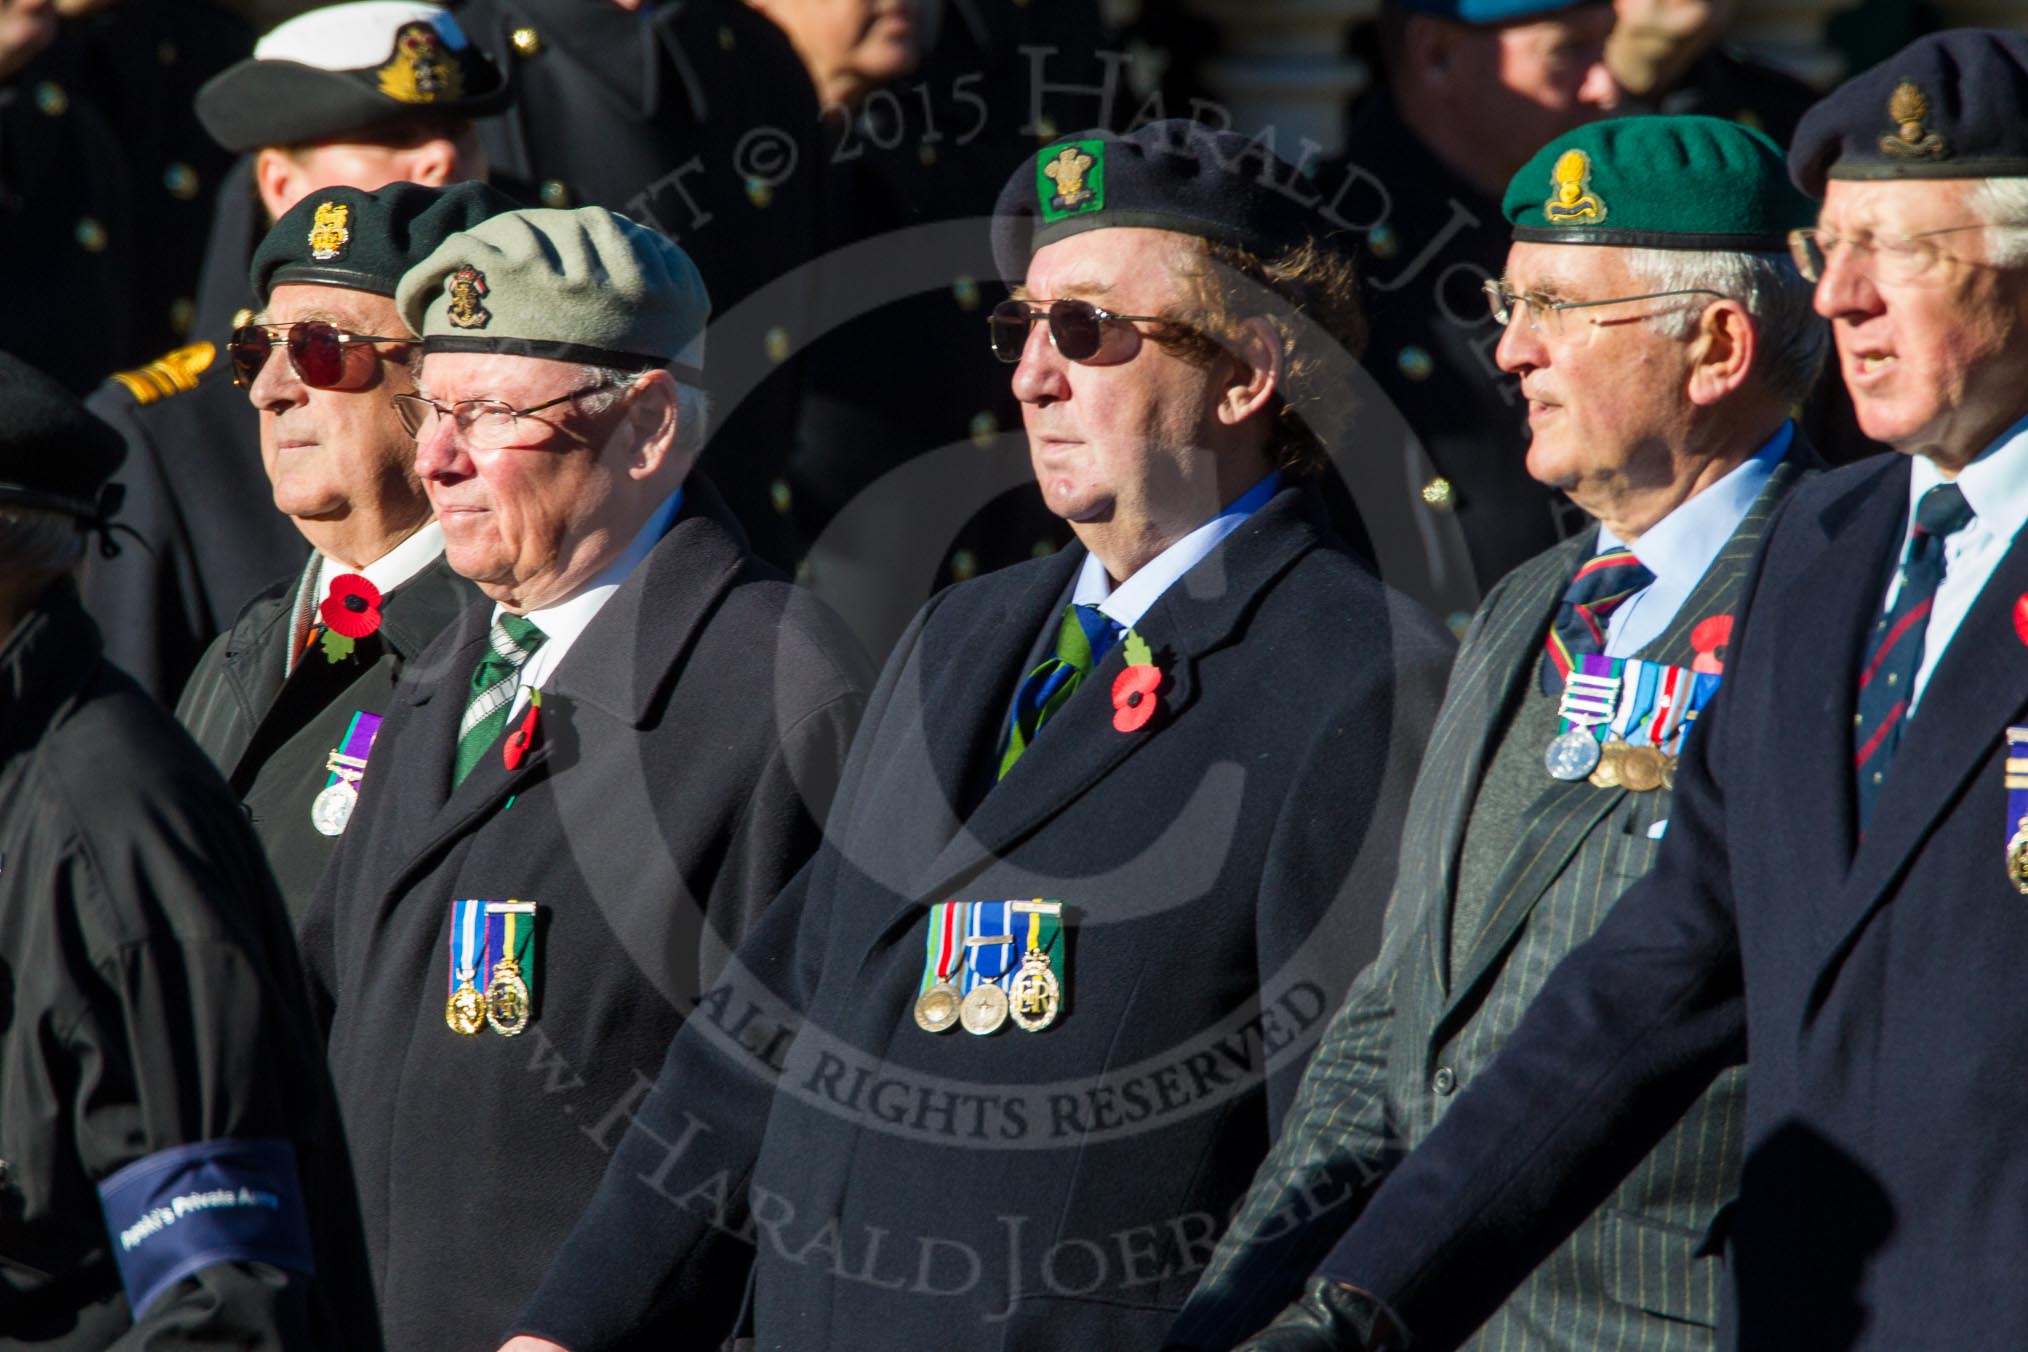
left=914, top=979, right=961, bottom=1034
left=1589, top=740, right=1624, bottom=789
left=1618, top=745, right=1666, bottom=793
left=960, top=982, right=1009, bottom=1035
left=1007, top=949, right=1061, bottom=1033
left=445, top=978, right=486, bottom=1036
left=485, top=956, right=531, bottom=1035
left=2008, top=824, right=2028, bottom=895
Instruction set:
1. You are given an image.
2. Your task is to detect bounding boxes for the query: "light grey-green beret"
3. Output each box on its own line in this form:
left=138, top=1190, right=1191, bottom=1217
left=396, top=206, right=709, bottom=378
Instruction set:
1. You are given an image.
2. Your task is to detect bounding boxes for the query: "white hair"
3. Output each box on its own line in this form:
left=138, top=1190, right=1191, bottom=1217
left=1621, top=247, right=1829, bottom=406
left=578, top=364, right=711, bottom=459
left=1965, top=178, right=2028, bottom=267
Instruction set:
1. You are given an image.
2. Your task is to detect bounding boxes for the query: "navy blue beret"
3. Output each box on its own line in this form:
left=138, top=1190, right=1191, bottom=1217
left=0, top=352, right=125, bottom=520
left=1388, top=0, right=1604, bottom=22
left=991, top=120, right=1324, bottom=281
left=1790, top=28, right=2028, bottom=198
left=253, top=180, right=519, bottom=304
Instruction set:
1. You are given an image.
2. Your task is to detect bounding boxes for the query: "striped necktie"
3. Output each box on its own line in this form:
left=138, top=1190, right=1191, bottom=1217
left=997, top=603, right=1123, bottom=780
left=453, top=613, right=548, bottom=788
left=1852, top=482, right=1975, bottom=828
left=1539, top=547, right=1656, bottom=695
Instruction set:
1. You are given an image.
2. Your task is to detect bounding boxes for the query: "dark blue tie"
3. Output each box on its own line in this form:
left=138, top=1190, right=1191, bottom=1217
left=1539, top=547, right=1656, bottom=695
left=998, top=603, right=1123, bottom=780
left=1852, top=482, right=1975, bottom=828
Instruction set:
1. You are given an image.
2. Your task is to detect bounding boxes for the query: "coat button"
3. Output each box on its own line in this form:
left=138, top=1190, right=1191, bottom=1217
left=511, top=26, right=542, bottom=56
left=1421, top=476, right=1454, bottom=510
left=1432, top=1066, right=1457, bottom=1096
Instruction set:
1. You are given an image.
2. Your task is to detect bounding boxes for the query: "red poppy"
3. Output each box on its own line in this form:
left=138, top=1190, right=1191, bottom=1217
left=2014, top=594, right=2028, bottom=647
left=1690, top=613, right=1733, bottom=676
left=1111, top=664, right=1161, bottom=733
left=320, top=573, right=384, bottom=640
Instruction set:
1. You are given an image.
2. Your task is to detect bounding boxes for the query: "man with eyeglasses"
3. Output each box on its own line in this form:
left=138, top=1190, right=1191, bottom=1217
left=300, top=203, right=869, bottom=1351
left=82, top=1, right=508, bottom=707
left=1161, top=29, right=2028, bottom=1352
left=1164, top=112, right=1824, bottom=1352
left=490, top=119, right=1451, bottom=1352
left=174, top=180, right=511, bottom=927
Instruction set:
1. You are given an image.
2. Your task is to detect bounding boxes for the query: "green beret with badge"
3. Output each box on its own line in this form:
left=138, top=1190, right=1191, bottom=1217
left=1503, top=114, right=1817, bottom=250
left=396, top=206, right=710, bottom=380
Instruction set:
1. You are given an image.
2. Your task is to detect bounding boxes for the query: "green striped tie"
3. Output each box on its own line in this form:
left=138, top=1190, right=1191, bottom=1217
left=453, top=613, right=547, bottom=788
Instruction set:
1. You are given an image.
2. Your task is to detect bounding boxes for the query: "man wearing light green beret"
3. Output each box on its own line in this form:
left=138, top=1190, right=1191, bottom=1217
left=299, top=205, right=871, bottom=1351
left=1168, top=114, right=1828, bottom=1352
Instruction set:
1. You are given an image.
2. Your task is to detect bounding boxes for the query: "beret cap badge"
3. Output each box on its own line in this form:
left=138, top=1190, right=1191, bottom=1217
left=1038, top=142, right=1104, bottom=223
left=445, top=264, right=491, bottom=329
left=308, top=201, right=351, bottom=262
left=1542, top=149, right=1607, bottom=224
left=377, top=21, right=465, bottom=104
left=1881, top=81, right=1947, bottom=160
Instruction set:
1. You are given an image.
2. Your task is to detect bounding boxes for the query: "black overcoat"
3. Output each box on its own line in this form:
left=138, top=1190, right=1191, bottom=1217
left=300, top=483, right=868, bottom=1351
left=177, top=552, right=476, bottom=926
left=1314, top=452, right=2028, bottom=1348
left=515, top=486, right=1454, bottom=1351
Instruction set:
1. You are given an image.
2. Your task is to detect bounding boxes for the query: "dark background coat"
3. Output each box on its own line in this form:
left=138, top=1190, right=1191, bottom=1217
left=178, top=552, right=476, bottom=926
left=1311, top=451, right=2028, bottom=1349
left=0, top=584, right=372, bottom=1349
left=1174, top=452, right=1813, bottom=1351
left=300, top=483, right=869, bottom=1351
left=514, top=486, right=1454, bottom=1352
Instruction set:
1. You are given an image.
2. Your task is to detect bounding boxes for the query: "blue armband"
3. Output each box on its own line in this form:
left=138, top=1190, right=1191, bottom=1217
left=96, top=1137, right=315, bottom=1318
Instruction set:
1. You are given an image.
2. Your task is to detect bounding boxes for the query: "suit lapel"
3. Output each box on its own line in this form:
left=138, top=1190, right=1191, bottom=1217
left=1442, top=449, right=1815, bottom=1016
left=890, top=489, right=1325, bottom=927
left=1823, top=519, right=2028, bottom=965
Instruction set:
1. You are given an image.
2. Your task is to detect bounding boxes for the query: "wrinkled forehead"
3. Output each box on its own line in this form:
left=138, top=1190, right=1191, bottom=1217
left=418, top=350, right=586, bottom=401
left=1816, top=178, right=1979, bottom=235
left=1501, top=239, right=1637, bottom=295
left=259, top=282, right=402, bottom=329
left=1020, top=226, right=1203, bottom=307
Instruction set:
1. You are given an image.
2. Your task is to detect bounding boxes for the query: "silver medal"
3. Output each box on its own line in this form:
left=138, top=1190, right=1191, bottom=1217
left=310, top=782, right=357, bottom=836
left=1544, top=728, right=1602, bottom=781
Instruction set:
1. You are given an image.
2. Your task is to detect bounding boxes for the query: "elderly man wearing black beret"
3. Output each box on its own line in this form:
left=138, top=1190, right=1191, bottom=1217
left=83, top=1, right=508, bottom=707
left=493, top=119, right=1452, bottom=1352
left=1192, top=28, right=2028, bottom=1352
left=0, top=352, right=373, bottom=1347
left=175, top=179, right=513, bottom=926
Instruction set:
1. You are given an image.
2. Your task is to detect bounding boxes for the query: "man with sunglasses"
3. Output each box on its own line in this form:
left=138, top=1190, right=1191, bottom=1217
left=492, top=120, right=1451, bottom=1352
left=175, top=180, right=513, bottom=927
left=1173, top=30, right=2028, bottom=1351
left=1165, top=114, right=1824, bottom=1352
left=301, top=203, right=869, bottom=1351
left=82, top=1, right=507, bottom=707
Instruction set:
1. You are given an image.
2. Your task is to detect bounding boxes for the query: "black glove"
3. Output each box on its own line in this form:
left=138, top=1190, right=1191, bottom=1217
left=1229, top=1276, right=1401, bottom=1351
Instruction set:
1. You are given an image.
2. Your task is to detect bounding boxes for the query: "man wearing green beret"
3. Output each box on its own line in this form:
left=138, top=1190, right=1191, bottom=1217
left=1166, top=114, right=1827, bottom=1352
left=300, top=204, right=870, bottom=1351
left=175, top=180, right=513, bottom=927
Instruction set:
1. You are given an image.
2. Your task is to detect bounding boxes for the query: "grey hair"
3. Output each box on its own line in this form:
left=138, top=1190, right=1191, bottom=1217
left=578, top=364, right=711, bottom=460
left=1965, top=178, right=2028, bottom=267
left=0, top=505, right=88, bottom=591
left=1621, top=247, right=1829, bottom=406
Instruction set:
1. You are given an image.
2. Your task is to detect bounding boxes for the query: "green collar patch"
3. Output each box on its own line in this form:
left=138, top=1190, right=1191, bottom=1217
left=1038, top=140, right=1105, bottom=224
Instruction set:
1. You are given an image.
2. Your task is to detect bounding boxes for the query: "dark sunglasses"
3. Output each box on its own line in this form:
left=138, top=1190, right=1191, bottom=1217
left=229, top=320, right=419, bottom=389
left=988, top=298, right=1173, bottom=364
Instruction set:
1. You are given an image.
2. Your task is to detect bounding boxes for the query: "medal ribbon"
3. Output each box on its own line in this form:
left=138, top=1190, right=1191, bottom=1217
left=1605, top=659, right=1655, bottom=745
left=2004, top=728, right=2028, bottom=890
left=1014, top=901, right=1066, bottom=985
left=448, top=899, right=490, bottom=997
left=1555, top=653, right=1622, bottom=739
left=918, top=901, right=968, bottom=995
left=485, top=902, right=536, bottom=988
left=1674, top=672, right=1723, bottom=755
left=962, top=901, right=1016, bottom=998
left=1645, top=665, right=1688, bottom=750
left=321, top=710, right=383, bottom=792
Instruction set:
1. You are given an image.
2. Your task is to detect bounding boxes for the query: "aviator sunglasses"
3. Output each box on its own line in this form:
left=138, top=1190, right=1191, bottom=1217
left=229, top=320, right=419, bottom=389
left=988, top=298, right=1174, bottom=364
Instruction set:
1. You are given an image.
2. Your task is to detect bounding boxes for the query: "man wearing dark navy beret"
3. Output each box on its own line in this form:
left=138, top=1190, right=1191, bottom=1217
left=1189, top=28, right=2028, bottom=1352
left=492, top=119, right=1453, bottom=1352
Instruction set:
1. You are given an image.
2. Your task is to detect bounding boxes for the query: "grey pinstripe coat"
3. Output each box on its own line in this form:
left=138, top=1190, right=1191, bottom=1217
left=1168, top=446, right=1815, bottom=1352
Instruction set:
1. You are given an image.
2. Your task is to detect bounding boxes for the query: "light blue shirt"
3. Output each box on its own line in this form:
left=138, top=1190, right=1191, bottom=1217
left=1890, top=414, right=2028, bottom=713
left=1597, top=421, right=1793, bottom=657
left=1070, top=472, right=1282, bottom=630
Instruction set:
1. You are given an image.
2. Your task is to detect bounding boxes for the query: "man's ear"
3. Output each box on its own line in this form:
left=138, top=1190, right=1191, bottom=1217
left=253, top=148, right=301, bottom=225
left=621, top=369, right=686, bottom=480
left=1685, top=299, right=1756, bottom=407
left=1215, top=317, right=1282, bottom=428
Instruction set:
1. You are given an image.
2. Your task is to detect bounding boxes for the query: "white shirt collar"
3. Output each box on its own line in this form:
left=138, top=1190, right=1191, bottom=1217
left=1596, top=420, right=1791, bottom=578
left=311, top=519, right=446, bottom=605
left=1070, top=472, right=1281, bottom=631
left=1905, top=413, right=2028, bottom=544
left=502, top=488, right=684, bottom=652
